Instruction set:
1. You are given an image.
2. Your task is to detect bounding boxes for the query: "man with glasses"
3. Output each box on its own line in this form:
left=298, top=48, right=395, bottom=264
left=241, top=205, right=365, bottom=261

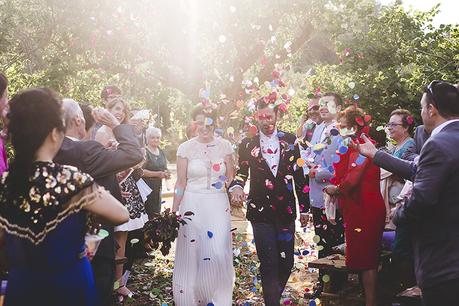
left=296, top=96, right=322, bottom=140
left=303, top=93, right=345, bottom=297
left=295, top=97, right=323, bottom=228
left=356, top=80, right=459, bottom=306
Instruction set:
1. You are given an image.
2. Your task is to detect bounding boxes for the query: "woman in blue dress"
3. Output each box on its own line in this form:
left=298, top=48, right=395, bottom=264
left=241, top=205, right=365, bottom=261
left=0, top=88, right=129, bottom=306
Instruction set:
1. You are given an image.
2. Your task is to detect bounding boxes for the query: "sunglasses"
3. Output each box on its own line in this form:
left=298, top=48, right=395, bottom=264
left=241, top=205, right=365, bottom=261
left=426, top=80, right=442, bottom=108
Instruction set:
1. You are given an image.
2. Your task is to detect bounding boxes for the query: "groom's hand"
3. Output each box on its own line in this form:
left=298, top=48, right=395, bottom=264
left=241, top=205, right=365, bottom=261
left=230, top=187, right=245, bottom=205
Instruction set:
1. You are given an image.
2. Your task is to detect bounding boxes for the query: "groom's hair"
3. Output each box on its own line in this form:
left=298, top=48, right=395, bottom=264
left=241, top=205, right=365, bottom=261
left=255, top=97, right=279, bottom=114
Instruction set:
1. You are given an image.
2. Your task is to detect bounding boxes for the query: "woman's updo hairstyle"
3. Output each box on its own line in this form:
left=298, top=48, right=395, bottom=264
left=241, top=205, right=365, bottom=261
left=6, top=88, right=65, bottom=199
left=106, top=96, right=130, bottom=124
left=337, top=106, right=366, bottom=131
left=191, top=104, right=217, bottom=124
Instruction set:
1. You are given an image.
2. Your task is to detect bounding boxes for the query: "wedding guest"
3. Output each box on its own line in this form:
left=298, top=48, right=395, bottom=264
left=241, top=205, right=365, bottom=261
left=90, top=85, right=122, bottom=140
left=356, top=80, right=459, bottom=306
left=141, top=127, right=170, bottom=218
left=305, top=93, right=345, bottom=296
left=382, top=109, right=416, bottom=288
left=173, top=105, right=235, bottom=305
left=55, top=99, right=143, bottom=306
left=325, top=106, right=386, bottom=306
left=95, top=97, right=148, bottom=302
left=229, top=98, right=306, bottom=305
left=0, top=88, right=129, bottom=306
left=0, top=73, right=9, bottom=176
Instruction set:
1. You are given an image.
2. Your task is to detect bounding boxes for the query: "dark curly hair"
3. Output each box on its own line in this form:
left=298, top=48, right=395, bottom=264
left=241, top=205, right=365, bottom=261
left=191, top=104, right=217, bottom=123
left=6, top=88, right=65, bottom=199
left=390, top=109, right=415, bottom=136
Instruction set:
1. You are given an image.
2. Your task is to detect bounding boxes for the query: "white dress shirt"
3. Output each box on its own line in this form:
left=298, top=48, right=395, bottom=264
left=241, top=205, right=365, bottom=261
left=260, top=128, right=280, bottom=177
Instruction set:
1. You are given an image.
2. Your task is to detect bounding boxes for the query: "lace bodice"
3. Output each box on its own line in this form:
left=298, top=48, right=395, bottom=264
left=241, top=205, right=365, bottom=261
left=177, top=137, right=233, bottom=193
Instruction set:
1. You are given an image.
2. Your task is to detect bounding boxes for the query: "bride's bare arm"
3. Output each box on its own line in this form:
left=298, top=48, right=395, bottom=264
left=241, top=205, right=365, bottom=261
left=172, top=156, right=187, bottom=213
left=224, top=154, right=235, bottom=186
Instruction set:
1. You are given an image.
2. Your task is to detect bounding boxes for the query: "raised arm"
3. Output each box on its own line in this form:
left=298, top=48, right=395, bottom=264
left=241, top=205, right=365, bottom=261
left=84, top=124, right=144, bottom=179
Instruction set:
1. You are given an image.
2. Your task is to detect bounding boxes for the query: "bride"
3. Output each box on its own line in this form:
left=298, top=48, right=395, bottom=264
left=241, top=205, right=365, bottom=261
left=172, top=105, right=235, bottom=305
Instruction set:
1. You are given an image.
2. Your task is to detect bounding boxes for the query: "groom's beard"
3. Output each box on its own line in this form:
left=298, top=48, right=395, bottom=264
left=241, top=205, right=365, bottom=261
left=261, top=124, right=275, bottom=135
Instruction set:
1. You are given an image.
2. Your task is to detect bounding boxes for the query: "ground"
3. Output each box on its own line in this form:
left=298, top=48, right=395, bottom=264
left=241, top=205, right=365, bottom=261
left=122, top=165, right=414, bottom=306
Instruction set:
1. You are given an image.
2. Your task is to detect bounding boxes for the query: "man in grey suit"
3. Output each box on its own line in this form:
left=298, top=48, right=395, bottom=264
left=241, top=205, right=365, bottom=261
left=357, top=81, right=459, bottom=305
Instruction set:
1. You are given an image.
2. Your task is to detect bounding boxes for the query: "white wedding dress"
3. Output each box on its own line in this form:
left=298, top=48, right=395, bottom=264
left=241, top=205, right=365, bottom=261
left=173, top=137, right=235, bottom=306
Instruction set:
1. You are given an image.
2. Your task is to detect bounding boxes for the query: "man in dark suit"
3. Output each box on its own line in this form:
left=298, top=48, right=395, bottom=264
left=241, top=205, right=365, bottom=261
left=357, top=81, right=459, bottom=305
left=229, top=98, right=306, bottom=306
left=54, top=99, right=143, bottom=306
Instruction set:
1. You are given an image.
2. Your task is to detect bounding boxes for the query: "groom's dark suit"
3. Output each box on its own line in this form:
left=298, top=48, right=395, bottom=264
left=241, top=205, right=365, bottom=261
left=230, top=131, right=305, bottom=306
left=54, top=124, right=143, bottom=306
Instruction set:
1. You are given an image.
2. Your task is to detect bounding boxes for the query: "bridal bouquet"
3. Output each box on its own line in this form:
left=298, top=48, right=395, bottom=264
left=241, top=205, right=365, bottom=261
left=143, top=208, right=194, bottom=256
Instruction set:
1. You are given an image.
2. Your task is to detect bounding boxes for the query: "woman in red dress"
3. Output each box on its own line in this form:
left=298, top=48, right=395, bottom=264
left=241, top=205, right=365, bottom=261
left=324, top=106, right=386, bottom=306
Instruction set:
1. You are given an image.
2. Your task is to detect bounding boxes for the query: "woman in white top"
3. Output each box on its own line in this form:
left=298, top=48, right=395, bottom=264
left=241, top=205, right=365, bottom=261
left=172, top=105, right=235, bottom=306
left=95, top=97, right=148, bottom=301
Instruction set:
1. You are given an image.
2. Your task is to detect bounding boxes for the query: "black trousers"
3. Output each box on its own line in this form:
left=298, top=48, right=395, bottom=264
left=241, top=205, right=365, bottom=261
left=422, top=278, right=459, bottom=306
left=91, top=256, right=115, bottom=306
left=251, top=222, right=295, bottom=306
left=311, top=207, right=345, bottom=288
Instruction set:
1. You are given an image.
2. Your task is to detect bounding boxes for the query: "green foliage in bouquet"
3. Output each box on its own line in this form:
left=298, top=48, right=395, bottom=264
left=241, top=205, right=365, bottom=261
left=143, top=208, right=194, bottom=256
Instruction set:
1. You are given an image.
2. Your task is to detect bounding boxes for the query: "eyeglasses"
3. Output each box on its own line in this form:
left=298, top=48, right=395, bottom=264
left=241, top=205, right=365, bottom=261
left=426, top=80, right=441, bottom=108
left=386, top=123, right=403, bottom=128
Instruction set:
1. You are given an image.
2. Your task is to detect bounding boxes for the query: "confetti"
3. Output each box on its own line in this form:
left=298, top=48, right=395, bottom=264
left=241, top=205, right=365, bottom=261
left=280, top=252, right=286, bottom=258
left=312, top=235, right=321, bottom=243
left=302, top=185, right=310, bottom=193
left=212, top=163, right=221, bottom=172
left=348, top=81, right=356, bottom=89
left=322, top=275, right=330, bottom=283
left=265, top=179, right=274, bottom=190
left=296, top=158, right=305, bottom=167
left=338, top=146, right=348, bottom=154
left=312, top=143, right=326, bottom=153
left=353, top=94, right=360, bottom=100
left=212, top=181, right=223, bottom=189
left=130, top=238, right=139, bottom=245
left=355, top=155, right=366, bottom=165
left=355, top=228, right=362, bottom=232
left=207, top=231, right=214, bottom=238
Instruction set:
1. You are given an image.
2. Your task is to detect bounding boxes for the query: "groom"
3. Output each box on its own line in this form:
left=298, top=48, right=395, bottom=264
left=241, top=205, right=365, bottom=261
left=229, top=98, right=306, bottom=306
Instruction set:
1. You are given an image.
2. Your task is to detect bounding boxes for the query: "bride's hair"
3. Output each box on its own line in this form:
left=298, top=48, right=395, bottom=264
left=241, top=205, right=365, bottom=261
left=6, top=88, right=65, bottom=200
left=191, top=104, right=217, bottom=123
